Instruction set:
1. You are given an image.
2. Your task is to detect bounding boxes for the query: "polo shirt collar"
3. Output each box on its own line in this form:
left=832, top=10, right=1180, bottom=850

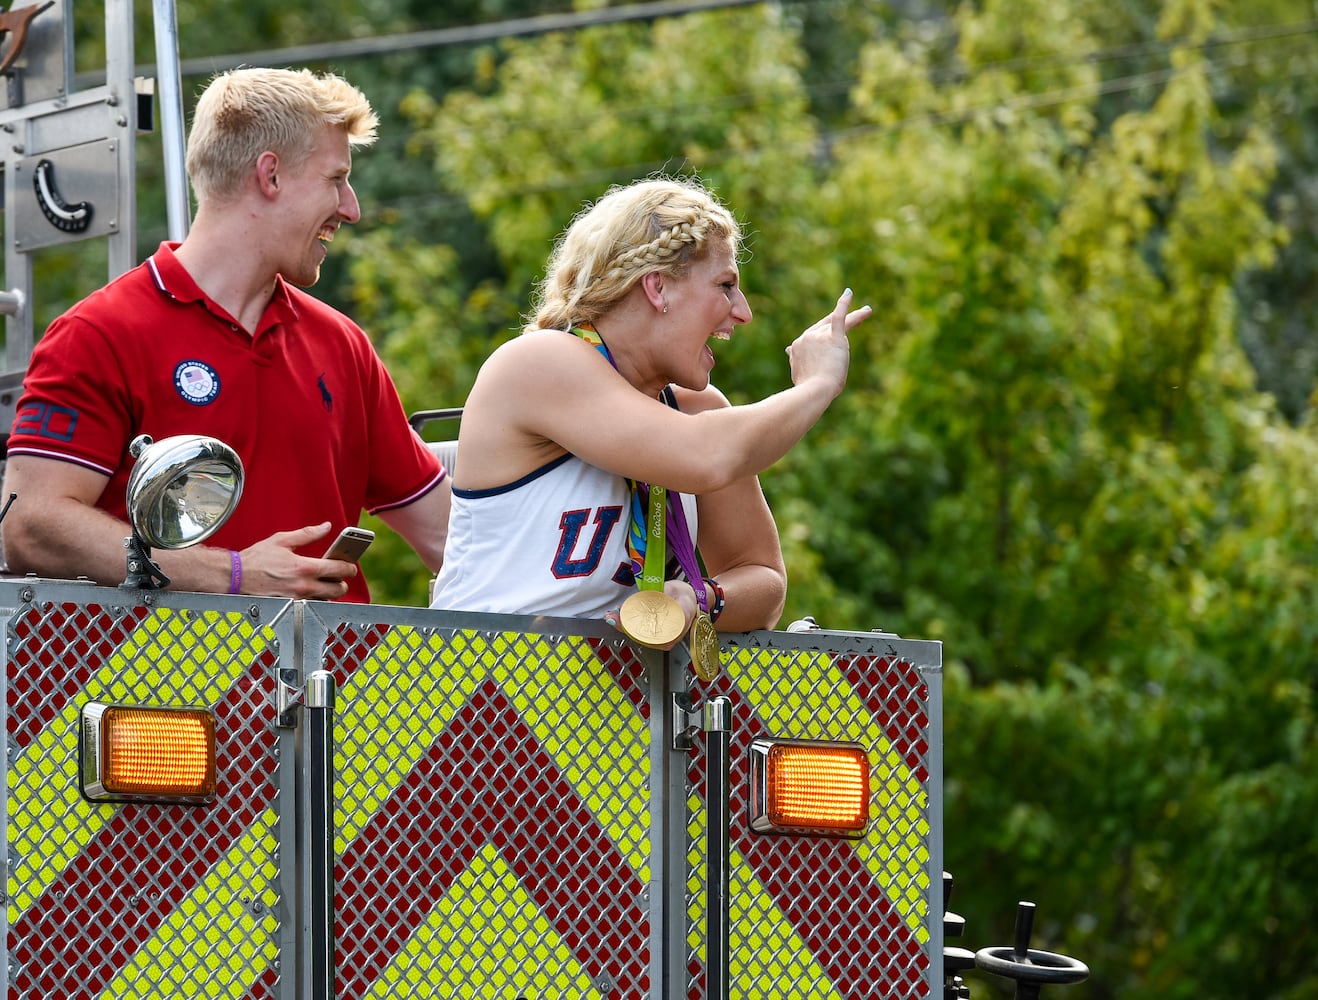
left=146, top=241, right=302, bottom=337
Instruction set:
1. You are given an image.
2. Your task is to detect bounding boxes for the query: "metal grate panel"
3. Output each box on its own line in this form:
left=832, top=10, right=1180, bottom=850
left=305, top=607, right=656, bottom=1000
left=681, top=633, right=942, bottom=1000
left=1, top=586, right=940, bottom=999
left=1, top=584, right=293, bottom=1000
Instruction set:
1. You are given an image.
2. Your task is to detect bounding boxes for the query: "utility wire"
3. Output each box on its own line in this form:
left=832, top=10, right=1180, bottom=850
left=118, top=2, right=1316, bottom=215
left=364, top=33, right=1311, bottom=216
left=365, top=19, right=1316, bottom=162
left=97, top=0, right=1318, bottom=89
left=341, top=10, right=1318, bottom=160
left=162, top=0, right=764, bottom=80
left=949, top=16, right=1318, bottom=77
left=107, top=1, right=1318, bottom=158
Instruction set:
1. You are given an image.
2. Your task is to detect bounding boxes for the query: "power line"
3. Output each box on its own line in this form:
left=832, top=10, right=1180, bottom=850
left=121, top=3, right=1317, bottom=221
left=363, top=17, right=1317, bottom=161
left=99, top=2, right=1318, bottom=133
left=166, top=0, right=765, bottom=79
left=166, top=3, right=1318, bottom=90
left=949, top=16, right=1318, bottom=78
left=360, top=29, right=1316, bottom=217
left=69, top=0, right=767, bottom=89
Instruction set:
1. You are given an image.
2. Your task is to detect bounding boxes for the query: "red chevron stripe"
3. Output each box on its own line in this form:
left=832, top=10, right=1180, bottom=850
left=586, top=636, right=651, bottom=712
left=9, top=648, right=278, bottom=999
left=841, top=654, right=932, bottom=778
left=6, top=605, right=147, bottom=749
left=239, top=967, right=278, bottom=1000
left=334, top=678, right=650, bottom=998
left=684, top=663, right=930, bottom=999
left=319, top=621, right=391, bottom=676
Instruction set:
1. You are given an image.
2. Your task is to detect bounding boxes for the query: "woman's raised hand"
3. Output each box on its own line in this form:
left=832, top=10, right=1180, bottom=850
left=785, top=288, right=871, bottom=398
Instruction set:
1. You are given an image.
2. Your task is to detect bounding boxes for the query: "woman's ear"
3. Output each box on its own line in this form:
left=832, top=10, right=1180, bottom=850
left=640, top=271, right=667, bottom=313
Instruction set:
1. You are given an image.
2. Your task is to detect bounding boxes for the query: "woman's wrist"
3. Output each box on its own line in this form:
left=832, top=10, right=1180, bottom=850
left=702, top=576, right=725, bottom=623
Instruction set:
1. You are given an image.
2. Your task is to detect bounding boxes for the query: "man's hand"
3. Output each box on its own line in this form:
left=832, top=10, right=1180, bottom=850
left=1, top=452, right=360, bottom=598
left=232, top=522, right=356, bottom=599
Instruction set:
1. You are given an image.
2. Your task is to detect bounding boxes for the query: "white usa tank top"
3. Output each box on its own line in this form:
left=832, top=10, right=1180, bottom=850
left=430, top=453, right=699, bottom=620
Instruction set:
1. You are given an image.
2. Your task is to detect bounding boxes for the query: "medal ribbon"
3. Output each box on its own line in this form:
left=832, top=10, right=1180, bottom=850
left=638, top=484, right=667, bottom=593
left=666, top=491, right=709, bottom=613
left=573, top=324, right=647, bottom=575
left=571, top=323, right=707, bottom=610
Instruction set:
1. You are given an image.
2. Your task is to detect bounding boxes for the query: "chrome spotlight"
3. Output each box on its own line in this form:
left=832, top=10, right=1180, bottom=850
left=121, top=434, right=244, bottom=589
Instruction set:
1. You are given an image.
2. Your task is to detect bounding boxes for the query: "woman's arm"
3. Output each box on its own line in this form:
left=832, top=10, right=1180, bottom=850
left=457, top=290, right=868, bottom=494
left=672, top=384, right=787, bottom=631
left=692, top=473, right=787, bottom=632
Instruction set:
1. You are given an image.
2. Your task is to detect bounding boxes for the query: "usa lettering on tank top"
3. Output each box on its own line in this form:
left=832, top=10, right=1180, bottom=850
left=431, top=453, right=634, bottom=619
left=552, top=505, right=625, bottom=579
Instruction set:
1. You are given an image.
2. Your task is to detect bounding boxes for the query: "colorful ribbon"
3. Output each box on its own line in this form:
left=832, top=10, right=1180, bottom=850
left=571, top=324, right=708, bottom=611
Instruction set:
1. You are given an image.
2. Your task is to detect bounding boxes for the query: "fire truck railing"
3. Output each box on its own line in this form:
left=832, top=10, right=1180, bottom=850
left=0, top=580, right=942, bottom=1000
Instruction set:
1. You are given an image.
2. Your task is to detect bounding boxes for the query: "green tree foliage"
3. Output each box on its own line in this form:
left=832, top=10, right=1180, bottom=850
left=1218, top=0, right=1318, bottom=422
left=817, top=2, right=1312, bottom=996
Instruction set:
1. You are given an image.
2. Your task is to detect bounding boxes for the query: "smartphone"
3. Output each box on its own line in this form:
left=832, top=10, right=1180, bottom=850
left=321, top=526, right=375, bottom=563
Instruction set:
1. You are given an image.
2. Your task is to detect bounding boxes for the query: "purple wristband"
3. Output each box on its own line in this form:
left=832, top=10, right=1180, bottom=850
left=228, top=549, right=243, bottom=595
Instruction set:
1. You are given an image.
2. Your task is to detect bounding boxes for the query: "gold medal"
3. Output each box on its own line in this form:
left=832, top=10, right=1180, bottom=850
left=617, top=483, right=686, bottom=648
left=618, top=590, right=687, bottom=648
left=689, top=610, right=722, bottom=681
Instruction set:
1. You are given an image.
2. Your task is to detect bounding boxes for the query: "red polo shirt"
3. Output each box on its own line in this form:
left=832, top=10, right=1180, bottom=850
left=7, top=242, right=444, bottom=602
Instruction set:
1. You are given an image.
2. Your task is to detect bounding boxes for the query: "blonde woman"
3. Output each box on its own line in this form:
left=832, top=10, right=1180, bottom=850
left=431, top=176, right=868, bottom=640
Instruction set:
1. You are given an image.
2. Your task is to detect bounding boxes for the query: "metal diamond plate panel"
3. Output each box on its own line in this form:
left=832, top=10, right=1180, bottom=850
left=680, top=631, right=943, bottom=1000
left=0, top=583, right=295, bottom=1000
left=304, top=605, right=658, bottom=1000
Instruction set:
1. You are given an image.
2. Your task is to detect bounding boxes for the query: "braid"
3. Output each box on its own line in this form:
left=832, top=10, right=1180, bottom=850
left=525, top=176, right=740, bottom=333
left=607, top=217, right=708, bottom=280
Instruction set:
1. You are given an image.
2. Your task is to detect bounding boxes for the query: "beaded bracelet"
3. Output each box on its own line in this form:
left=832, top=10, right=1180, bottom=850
left=228, top=550, right=243, bottom=595
left=702, top=577, right=726, bottom=623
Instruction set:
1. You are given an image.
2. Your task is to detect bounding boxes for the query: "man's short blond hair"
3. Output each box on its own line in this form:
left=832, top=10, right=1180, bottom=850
left=186, top=67, right=378, bottom=203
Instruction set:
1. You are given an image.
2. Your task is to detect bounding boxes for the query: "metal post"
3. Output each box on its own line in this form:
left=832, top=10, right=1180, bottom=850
left=704, top=695, right=732, bottom=1000
left=151, top=0, right=190, bottom=241
left=104, top=0, right=138, bottom=278
left=306, top=669, right=336, bottom=1000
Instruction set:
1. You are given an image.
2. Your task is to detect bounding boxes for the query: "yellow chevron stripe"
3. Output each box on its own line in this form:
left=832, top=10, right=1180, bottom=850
left=7, top=608, right=267, bottom=920
left=363, top=842, right=597, bottom=998
left=725, top=647, right=930, bottom=940
left=334, top=629, right=650, bottom=877
left=103, top=809, right=279, bottom=999
left=333, top=626, right=487, bottom=845
left=685, top=840, right=841, bottom=1000
left=495, top=633, right=650, bottom=878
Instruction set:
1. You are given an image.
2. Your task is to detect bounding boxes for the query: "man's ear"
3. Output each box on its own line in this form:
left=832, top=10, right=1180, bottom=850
left=257, top=151, right=281, bottom=197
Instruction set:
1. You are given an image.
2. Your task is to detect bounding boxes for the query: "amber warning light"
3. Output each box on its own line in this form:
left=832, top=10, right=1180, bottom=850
left=80, top=703, right=217, bottom=803
left=749, top=737, right=870, bottom=837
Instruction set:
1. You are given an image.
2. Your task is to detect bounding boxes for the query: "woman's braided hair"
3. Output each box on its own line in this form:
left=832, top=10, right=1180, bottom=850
left=526, top=176, right=742, bottom=333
